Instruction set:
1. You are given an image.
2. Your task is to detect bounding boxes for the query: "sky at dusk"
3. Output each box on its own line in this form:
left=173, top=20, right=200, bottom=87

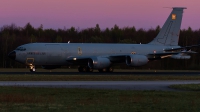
left=0, top=0, right=199, bottom=30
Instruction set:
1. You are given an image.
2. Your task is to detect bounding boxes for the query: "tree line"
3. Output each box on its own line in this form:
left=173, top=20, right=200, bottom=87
left=1, top=23, right=200, bottom=70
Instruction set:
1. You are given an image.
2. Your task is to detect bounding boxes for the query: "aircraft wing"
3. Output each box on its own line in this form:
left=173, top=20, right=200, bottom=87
left=147, top=50, right=197, bottom=59
left=66, top=55, right=127, bottom=65
left=148, top=51, right=196, bottom=56
left=164, top=44, right=200, bottom=52
left=109, top=50, right=197, bottom=61
left=66, top=56, right=92, bottom=65
left=66, top=50, right=197, bottom=64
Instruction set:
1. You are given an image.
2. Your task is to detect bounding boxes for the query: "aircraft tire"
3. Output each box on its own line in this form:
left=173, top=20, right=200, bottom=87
left=78, top=67, right=93, bottom=72
left=86, top=67, right=93, bottom=72
left=98, top=69, right=103, bottom=72
left=107, top=67, right=113, bottom=72
left=98, top=67, right=113, bottom=72
left=78, top=67, right=83, bottom=72
left=98, top=68, right=107, bottom=72
left=30, top=68, right=36, bottom=72
left=29, top=66, right=36, bottom=72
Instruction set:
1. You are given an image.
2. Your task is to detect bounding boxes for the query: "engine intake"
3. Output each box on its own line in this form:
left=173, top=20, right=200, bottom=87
left=126, top=55, right=148, bottom=66
left=88, top=57, right=111, bottom=69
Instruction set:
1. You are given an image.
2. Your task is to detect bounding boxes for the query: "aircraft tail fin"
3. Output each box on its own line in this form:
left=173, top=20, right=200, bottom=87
left=148, top=7, right=187, bottom=46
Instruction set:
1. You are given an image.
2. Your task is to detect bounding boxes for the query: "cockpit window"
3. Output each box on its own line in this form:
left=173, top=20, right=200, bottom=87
left=16, top=47, right=26, bottom=51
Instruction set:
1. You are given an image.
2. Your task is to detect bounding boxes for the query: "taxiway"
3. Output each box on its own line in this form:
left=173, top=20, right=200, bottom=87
left=0, top=80, right=199, bottom=91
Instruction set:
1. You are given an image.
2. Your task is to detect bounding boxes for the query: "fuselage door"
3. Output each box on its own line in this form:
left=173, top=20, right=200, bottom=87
left=26, top=58, right=34, bottom=65
left=78, top=47, right=82, bottom=55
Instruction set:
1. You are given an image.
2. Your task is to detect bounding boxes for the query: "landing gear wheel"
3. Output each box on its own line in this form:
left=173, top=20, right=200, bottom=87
left=30, top=66, right=36, bottom=72
left=98, top=69, right=103, bottom=72
left=78, top=66, right=93, bottom=72
left=107, top=67, right=113, bottom=72
left=98, top=68, right=107, bottom=72
left=78, top=67, right=83, bottom=72
left=86, top=67, right=93, bottom=72
left=98, top=67, right=113, bottom=72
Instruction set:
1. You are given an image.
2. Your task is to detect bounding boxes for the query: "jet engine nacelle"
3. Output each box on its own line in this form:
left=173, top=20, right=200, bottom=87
left=170, top=55, right=191, bottom=59
left=126, top=55, right=149, bottom=66
left=88, top=57, right=111, bottom=69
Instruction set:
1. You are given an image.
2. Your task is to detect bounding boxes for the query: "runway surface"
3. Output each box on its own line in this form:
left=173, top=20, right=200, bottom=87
left=0, top=80, right=200, bottom=91
left=1, top=71, right=200, bottom=75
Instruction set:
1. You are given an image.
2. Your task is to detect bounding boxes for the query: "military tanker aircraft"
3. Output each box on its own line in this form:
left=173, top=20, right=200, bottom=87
left=8, top=7, right=198, bottom=72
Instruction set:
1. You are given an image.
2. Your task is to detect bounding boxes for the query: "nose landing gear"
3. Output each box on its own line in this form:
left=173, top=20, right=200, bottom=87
left=26, top=58, right=35, bottom=72
left=30, top=65, right=36, bottom=72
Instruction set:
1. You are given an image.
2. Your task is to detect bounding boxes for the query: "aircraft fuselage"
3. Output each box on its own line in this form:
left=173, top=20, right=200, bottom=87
left=13, top=43, right=179, bottom=66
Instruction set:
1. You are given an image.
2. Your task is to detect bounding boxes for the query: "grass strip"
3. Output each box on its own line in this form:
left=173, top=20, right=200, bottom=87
left=0, top=87, right=200, bottom=112
left=169, top=84, right=200, bottom=91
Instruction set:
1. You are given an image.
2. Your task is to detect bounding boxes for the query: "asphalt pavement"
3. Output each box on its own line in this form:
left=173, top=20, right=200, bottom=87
left=0, top=80, right=199, bottom=91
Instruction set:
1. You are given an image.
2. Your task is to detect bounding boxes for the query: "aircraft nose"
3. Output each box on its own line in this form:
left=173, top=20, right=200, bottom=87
left=8, top=51, right=16, bottom=60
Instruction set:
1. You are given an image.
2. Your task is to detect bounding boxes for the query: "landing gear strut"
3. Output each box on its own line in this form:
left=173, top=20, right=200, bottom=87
left=30, top=65, right=36, bottom=72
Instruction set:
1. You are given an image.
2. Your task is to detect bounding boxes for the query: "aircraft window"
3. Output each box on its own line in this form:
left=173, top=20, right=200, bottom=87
left=15, top=47, right=26, bottom=51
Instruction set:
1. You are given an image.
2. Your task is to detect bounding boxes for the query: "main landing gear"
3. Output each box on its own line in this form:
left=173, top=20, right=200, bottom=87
left=29, top=65, right=36, bottom=72
left=78, top=66, right=93, bottom=72
left=98, top=67, right=113, bottom=72
left=78, top=66, right=113, bottom=72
